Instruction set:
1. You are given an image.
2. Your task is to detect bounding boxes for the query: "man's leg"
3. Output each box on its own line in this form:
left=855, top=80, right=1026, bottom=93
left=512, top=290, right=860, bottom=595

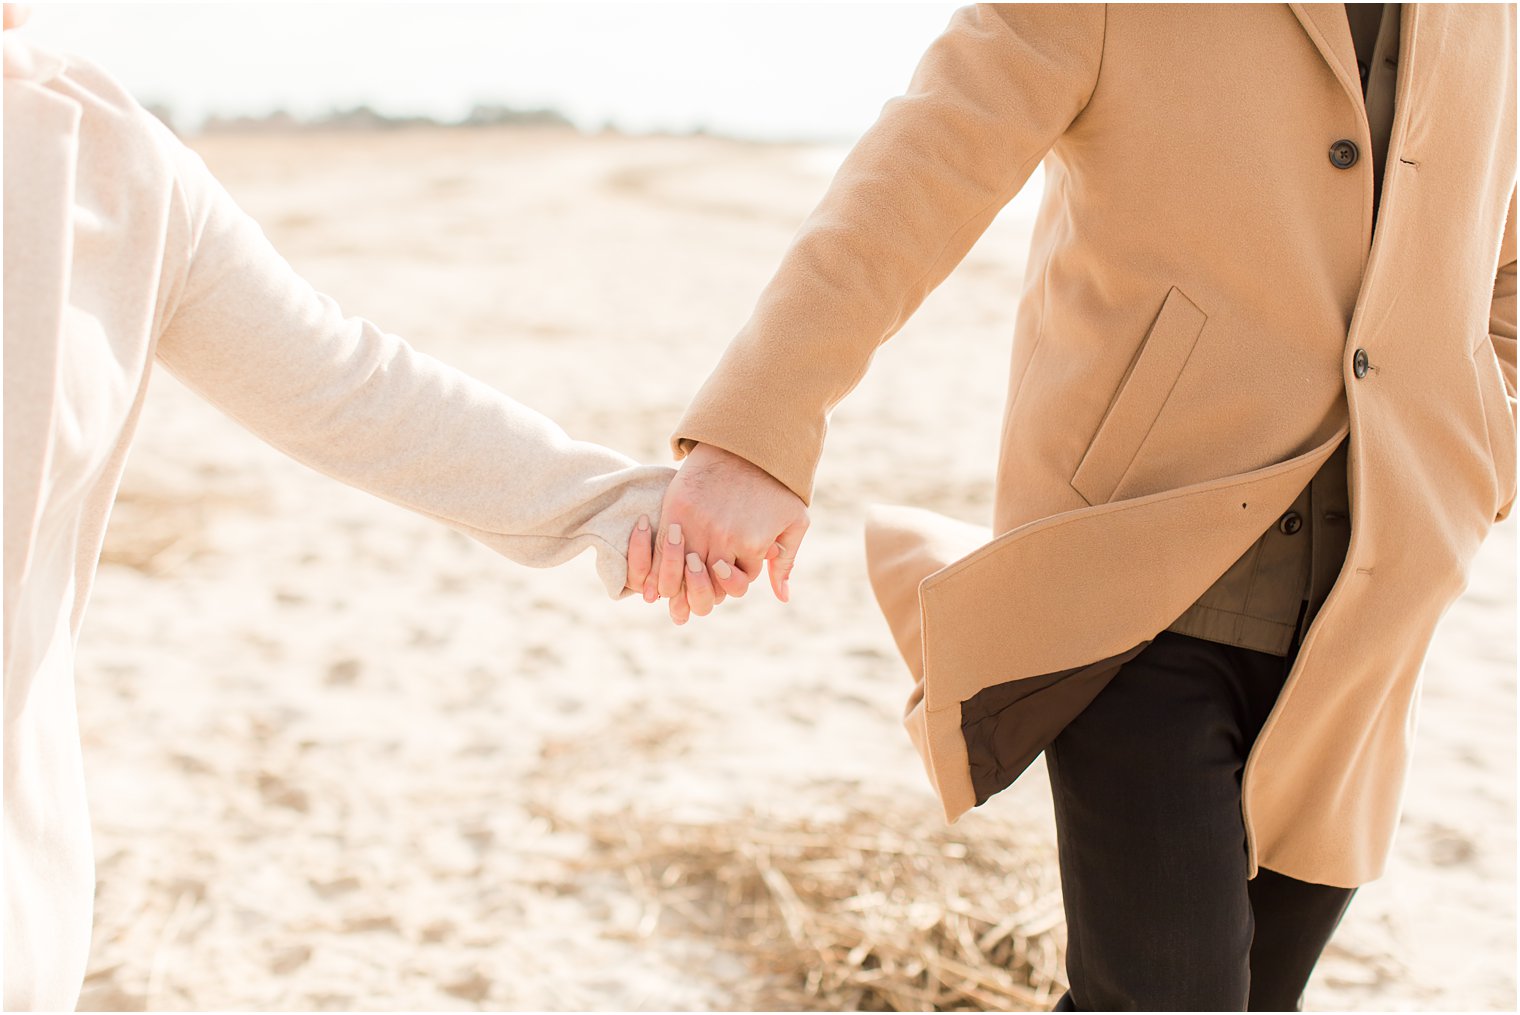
left=1044, top=632, right=1286, bottom=1010
left=1245, top=867, right=1356, bottom=1011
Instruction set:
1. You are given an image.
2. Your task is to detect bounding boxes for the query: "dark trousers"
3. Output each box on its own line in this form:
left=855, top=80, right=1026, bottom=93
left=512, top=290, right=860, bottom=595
left=1045, top=631, right=1356, bottom=1011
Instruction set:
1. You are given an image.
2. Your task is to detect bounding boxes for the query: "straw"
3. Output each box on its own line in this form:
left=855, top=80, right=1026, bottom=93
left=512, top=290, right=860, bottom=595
left=552, top=803, right=1068, bottom=1011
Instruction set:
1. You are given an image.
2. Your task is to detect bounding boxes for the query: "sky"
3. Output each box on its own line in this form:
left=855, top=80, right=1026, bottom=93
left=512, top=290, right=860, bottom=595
left=25, top=3, right=966, bottom=141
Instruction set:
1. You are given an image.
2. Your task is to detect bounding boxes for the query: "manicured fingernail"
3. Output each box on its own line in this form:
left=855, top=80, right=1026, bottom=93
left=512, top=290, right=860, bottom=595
left=637, top=515, right=649, bottom=531
left=687, top=552, right=703, bottom=573
left=712, top=560, right=732, bottom=580
left=667, top=523, right=682, bottom=545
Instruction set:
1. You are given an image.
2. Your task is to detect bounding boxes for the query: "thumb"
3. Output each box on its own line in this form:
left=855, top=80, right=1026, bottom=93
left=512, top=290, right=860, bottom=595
left=767, top=520, right=807, bottom=604
left=643, top=524, right=666, bottom=603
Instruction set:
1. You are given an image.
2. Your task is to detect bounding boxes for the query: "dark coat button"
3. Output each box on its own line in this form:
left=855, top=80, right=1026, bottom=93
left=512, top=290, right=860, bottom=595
left=1353, top=348, right=1370, bottom=378
left=1279, top=511, right=1304, bottom=535
left=1329, top=139, right=1360, bottom=168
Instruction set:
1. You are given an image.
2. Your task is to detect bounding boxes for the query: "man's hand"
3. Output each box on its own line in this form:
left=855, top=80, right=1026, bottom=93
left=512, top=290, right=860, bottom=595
left=644, top=443, right=809, bottom=623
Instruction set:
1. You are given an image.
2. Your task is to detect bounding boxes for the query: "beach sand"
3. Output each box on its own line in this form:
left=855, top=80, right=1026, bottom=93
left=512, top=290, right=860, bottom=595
left=74, top=128, right=1515, bottom=1011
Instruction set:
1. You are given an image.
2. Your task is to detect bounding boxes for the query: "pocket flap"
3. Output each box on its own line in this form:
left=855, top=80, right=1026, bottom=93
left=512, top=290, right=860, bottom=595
left=1072, top=286, right=1207, bottom=505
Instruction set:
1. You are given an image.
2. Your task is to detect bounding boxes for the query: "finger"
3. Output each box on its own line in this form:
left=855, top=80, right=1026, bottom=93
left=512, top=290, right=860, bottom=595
left=657, top=522, right=687, bottom=599
left=625, top=515, right=653, bottom=593
left=684, top=552, right=716, bottom=617
left=668, top=588, right=691, bottom=625
left=710, top=558, right=752, bottom=598
left=733, top=554, right=767, bottom=585
left=768, top=520, right=808, bottom=604
left=765, top=543, right=789, bottom=602
left=642, top=526, right=663, bottom=603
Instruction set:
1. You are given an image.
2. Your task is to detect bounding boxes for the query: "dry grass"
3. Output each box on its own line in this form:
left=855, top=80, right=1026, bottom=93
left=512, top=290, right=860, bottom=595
left=549, top=804, right=1068, bottom=1011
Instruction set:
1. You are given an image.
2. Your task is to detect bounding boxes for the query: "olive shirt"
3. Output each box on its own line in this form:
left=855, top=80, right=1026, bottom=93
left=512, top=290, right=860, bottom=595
left=1166, top=4, right=1399, bottom=655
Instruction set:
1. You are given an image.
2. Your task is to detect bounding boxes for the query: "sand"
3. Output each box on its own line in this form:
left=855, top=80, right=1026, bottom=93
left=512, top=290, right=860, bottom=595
left=73, top=127, right=1515, bottom=1011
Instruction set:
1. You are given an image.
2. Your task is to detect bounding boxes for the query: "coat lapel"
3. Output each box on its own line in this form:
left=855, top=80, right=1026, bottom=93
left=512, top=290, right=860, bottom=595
left=1289, top=2, right=1371, bottom=111
left=3, top=67, right=81, bottom=649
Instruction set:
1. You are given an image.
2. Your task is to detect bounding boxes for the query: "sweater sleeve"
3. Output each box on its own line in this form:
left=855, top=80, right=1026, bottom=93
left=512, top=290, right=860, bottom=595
left=150, top=121, right=671, bottom=598
left=671, top=3, right=1106, bottom=504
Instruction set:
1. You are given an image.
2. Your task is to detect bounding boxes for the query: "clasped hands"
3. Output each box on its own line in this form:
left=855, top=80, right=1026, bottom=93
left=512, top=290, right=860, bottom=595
left=624, top=443, right=809, bottom=624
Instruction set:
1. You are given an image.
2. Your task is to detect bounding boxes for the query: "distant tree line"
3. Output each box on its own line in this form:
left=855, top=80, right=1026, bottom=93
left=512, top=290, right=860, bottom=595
left=146, top=102, right=576, bottom=136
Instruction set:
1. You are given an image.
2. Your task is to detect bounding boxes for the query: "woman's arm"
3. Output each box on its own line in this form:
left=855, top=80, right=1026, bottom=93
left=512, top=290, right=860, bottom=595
left=149, top=120, right=671, bottom=597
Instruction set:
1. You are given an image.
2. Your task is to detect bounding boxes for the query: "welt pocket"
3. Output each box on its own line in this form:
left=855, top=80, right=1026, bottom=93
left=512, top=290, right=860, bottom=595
left=1071, top=286, right=1207, bottom=505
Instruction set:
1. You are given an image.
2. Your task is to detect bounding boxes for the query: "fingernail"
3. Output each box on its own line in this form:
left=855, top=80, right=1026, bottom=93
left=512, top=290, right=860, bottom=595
left=637, top=515, right=650, bottom=531
left=667, top=523, right=682, bottom=545
left=687, top=552, right=703, bottom=573
left=712, top=560, right=732, bottom=580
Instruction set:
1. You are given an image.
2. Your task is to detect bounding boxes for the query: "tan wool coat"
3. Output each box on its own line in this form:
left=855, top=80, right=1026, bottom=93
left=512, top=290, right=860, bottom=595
left=675, top=3, right=1518, bottom=889
left=3, top=37, right=670, bottom=1010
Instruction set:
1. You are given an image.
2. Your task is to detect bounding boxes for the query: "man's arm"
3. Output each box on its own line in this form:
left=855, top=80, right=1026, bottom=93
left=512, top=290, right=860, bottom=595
left=655, top=4, right=1108, bottom=616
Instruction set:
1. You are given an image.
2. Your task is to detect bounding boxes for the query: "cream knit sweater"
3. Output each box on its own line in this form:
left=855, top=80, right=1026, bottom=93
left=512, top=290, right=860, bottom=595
left=3, top=35, right=671, bottom=1009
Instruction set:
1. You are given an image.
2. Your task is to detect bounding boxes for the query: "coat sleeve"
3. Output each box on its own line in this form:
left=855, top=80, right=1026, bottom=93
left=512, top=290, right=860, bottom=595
left=670, top=3, right=1106, bottom=504
left=149, top=121, right=672, bottom=598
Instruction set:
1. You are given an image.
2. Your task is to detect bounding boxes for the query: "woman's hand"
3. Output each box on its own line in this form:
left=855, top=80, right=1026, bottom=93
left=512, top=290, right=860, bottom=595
left=626, top=515, right=655, bottom=595
left=624, top=515, right=726, bottom=624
